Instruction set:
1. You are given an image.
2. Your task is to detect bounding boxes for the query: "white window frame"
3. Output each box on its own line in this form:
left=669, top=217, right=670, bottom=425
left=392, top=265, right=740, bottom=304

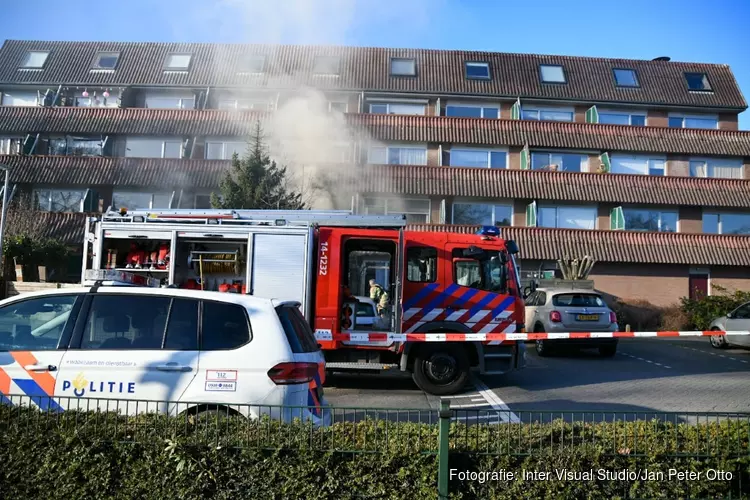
left=91, top=52, right=120, bottom=70
left=622, top=207, right=679, bottom=233
left=1, top=90, right=41, bottom=107
left=112, top=190, right=173, bottom=210
left=688, top=157, right=744, bottom=179
left=217, top=97, right=274, bottom=111
left=368, top=143, right=428, bottom=165
left=444, top=101, right=500, bottom=119
left=537, top=204, right=598, bottom=230
left=125, top=137, right=184, bottom=159
left=368, top=102, right=426, bottom=115
left=0, top=136, right=23, bottom=154
left=144, top=92, right=196, bottom=110
left=390, top=57, right=416, bottom=76
left=610, top=154, right=666, bottom=176
left=34, top=187, right=87, bottom=212
left=521, top=105, right=575, bottom=122
left=597, top=108, right=647, bottom=126
left=448, top=146, right=508, bottom=169
left=530, top=150, right=590, bottom=172
left=465, top=61, right=490, bottom=80
left=668, top=113, right=719, bottom=130
left=328, top=101, right=348, bottom=113
left=539, top=64, right=566, bottom=83
left=451, top=200, right=514, bottom=226
left=20, top=51, right=49, bottom=69
left=703, top=211, right=750, bottom=235
left=363, top=197, right=431, bottom=223
left=204, top=140, right=247, bottom=160
left=164, top=53, right=192, bottom=71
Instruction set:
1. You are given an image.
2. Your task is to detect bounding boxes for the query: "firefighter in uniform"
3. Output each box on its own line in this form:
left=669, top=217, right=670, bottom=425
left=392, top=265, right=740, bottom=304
left=369, top=279, right=389, bottom=316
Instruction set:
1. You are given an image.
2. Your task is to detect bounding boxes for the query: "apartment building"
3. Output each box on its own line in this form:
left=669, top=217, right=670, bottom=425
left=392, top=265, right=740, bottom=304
left=0, top=40, right=749, bottom=305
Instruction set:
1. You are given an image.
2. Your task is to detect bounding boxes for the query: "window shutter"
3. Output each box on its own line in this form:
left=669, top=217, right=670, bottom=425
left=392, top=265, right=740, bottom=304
left=526, top=201, right=537, bottom=227
left=599, top=152, right=611, bottom=173
left=510, top=98, right=521, bottom=120
left=520, top=144, right=530, bottom=170
left=438, top=144, right=443, bottom=166
left=585, top=105, right=599, bottom=123
left=610, top=206, right=624, bottom=230
left=84, top=189, right=100, bottom=213
left=439, top=199, right=446, bottom=224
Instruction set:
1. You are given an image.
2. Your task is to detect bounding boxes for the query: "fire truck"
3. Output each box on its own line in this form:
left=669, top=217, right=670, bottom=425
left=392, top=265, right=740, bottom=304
left=82, top=208, right=527, bottom=395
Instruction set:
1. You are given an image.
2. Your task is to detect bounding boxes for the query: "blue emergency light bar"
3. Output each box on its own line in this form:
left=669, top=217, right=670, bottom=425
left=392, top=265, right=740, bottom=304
left=477, top=226, right=501, bottom=237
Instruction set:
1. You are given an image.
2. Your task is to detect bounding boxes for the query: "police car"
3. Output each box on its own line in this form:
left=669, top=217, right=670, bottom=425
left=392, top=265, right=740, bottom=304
left=0, top=270, right=330, bottom=426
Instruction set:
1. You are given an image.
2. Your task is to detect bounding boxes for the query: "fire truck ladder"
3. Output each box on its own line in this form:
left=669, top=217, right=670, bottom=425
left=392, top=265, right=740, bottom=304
left=100, top=209, right=409, bottom=228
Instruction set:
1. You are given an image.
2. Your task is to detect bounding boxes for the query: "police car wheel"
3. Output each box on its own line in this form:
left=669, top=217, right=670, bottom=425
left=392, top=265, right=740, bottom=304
left=412, top=345, right=469, bottom=396
left=709, top=329, right=729, bottom=349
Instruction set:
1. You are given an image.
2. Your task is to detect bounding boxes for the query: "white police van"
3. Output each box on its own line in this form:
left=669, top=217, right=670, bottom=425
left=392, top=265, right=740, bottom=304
left=0, top=270, right=329, bottom=426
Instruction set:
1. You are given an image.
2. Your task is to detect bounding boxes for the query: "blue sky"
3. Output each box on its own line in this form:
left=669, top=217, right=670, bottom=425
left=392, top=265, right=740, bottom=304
left=3, top=0, right=750, bottom=128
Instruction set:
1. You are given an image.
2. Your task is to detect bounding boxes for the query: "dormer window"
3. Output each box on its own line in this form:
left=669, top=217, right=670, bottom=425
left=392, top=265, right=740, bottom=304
left=684, top=72, right=712, bottom=91
left=313, top=55, right=341, bottom=75
left=165, top=53, right=192, bottom=71
left=92, top=52, right=120, bottom=70
left=539, top=64, right=566, bottom=84
left=465, top=61, right=490, bottom=80
left=238, top=54, right=265, bottom=74
left=390, top=57, right=416, bottom=76
left=20, top=51, right=49, bottom=69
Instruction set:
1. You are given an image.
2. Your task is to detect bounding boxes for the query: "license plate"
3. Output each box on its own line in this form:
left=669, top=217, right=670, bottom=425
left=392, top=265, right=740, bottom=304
left=576, top=314, right=599, bottom=321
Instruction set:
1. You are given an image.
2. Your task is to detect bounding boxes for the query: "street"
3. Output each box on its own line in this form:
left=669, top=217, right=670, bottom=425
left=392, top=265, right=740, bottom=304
left=323, top=337, right=750, bottom=419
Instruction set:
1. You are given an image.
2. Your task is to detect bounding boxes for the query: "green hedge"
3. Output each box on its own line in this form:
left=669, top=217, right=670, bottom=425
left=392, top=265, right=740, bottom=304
left=0, top=405, right=748, bottom=499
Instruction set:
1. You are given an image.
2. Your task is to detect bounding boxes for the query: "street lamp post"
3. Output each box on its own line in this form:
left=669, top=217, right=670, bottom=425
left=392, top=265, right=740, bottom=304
left=0, top=164, right=10, bottom=275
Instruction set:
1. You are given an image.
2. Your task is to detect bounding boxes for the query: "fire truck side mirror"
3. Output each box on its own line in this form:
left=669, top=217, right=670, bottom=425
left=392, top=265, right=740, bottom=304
left=506, top=240, right=520, bottom=255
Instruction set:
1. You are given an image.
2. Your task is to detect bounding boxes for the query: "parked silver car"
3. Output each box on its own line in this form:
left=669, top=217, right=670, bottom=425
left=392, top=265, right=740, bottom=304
left=524, top=288, right=618, bottom=357
left=708, top=301, right=750, bottom=350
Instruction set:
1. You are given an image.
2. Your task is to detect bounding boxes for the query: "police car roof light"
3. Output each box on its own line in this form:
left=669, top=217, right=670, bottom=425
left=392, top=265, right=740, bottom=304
left=478, top=226, right=500, bottom=237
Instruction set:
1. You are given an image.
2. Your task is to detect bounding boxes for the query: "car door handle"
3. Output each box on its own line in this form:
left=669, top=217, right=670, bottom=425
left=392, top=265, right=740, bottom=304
left=155, top=363, right=191, bottom=372
left=25, top=364, right=56, bottom=372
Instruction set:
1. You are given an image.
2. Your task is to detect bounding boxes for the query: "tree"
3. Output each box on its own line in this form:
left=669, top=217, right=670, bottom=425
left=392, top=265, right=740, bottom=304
left=210, top=122, right=305, bottom=210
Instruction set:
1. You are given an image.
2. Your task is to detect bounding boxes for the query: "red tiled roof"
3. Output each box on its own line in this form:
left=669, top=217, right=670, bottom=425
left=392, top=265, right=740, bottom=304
left=358, top=165, right=750, bottom=208
left=0, top=40, right=745, bottom=110
left=407, top=225, right=750, bottom=266
left=0, top=155, right=229, bottom=188
left=2, top=107, right=750, bottom=157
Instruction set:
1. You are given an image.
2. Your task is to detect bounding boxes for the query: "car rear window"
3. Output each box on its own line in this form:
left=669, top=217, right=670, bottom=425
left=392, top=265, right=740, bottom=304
left=276, top=305, right=320, bottom=353
left=552, top=293, right=605, bottom=307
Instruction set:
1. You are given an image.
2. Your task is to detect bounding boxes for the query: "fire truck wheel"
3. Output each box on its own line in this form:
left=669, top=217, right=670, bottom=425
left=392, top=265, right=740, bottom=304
left=412, top=345, right=470, bottom=396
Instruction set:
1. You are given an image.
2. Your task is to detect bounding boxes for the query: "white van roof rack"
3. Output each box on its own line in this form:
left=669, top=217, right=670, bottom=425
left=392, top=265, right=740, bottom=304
left=99, top=209, right=408, bottom=228
left=83, top=269, right=161, bottom=288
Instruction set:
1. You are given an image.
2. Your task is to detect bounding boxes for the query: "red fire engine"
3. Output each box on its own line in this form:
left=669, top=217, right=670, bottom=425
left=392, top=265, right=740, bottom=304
left=82, top=209, right=526, bottom=395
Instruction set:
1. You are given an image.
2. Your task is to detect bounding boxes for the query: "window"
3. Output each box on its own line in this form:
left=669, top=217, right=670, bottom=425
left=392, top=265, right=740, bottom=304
left=621, top=208, right=678, bottom=232
left=613, top=68, right=639, bottom=87
left=112, top=191, right=172, bottom=210
left=329, top=101, right=348, bottom=113
left=363, top=197, right=430, bottom=223
left=48, top=136, right=103, bottom=156
left=449, top=149, right=506, bottom=168
left=201, top=301, right=251, bottom=350
left=552, top=293, right=606, bottom=307
left=125, top=138, right=183, bottom=158
left=539, top=64, right=566, bottom=83
left=369, top=102, right=425, bottom=115
left=238, top=54, right=265, bottom=73
left=452, top=248, right=509, bottom=293
left=538, top=205, right=596, bottom=230
left=74, top=91, right=119, bottom=108
left=684, top=72, right=711, bottom=91
left=35, top=189, right=86, bottom=212
left=599, top=111, right=646, bottom=126
left=177, top=192, right=213, bottom=210
left=20, top=51, right=49, bottom=69
left=521, top=107, right=574, bottom=122
left=0, top=136, right=23, bottom=155
left=275, top=305, right=319, bottom=353
left=445, top=105, right=499, bottom=119
left=163, top=299, right=199, bottom=350
left=531, top=152, right=588, bottom=172
left=407, top=246, right=438, bottom=283
left=610, top=155, right=665, bottom=176
left=368, top=145, right=427, bottom=165
left=731, top=303, right=750, bottom=319
left=205, top=141, right=246, bottom=160
left=2, top=91, right=40, bottom=106
left=453, top=203, right=512, bottom=227
left=390, top=57, right=416, bottom=76
left=465, top=62, right=490, bottom=80
left=703, top=212, right=750, bottom=235
left=217, top=98, right=272, bottom=110
left=92, top=52, right=120, bottom=70
left=165, top=53, right=192, bottom=70
left=313, top=55, right=340, bottom=75
left=80, top=295, right=170, bottom=350
left=668, top=114, right=718, bottom=129
left=689, top=158, right=743, bottom=179
left=0, top=295, right=78, bottom=351
left=145, top=95, right=195, bottom=109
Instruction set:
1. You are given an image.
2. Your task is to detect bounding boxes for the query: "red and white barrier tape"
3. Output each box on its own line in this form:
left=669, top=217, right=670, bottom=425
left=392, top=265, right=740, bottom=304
left=314, top=330, right=750, bottom=343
